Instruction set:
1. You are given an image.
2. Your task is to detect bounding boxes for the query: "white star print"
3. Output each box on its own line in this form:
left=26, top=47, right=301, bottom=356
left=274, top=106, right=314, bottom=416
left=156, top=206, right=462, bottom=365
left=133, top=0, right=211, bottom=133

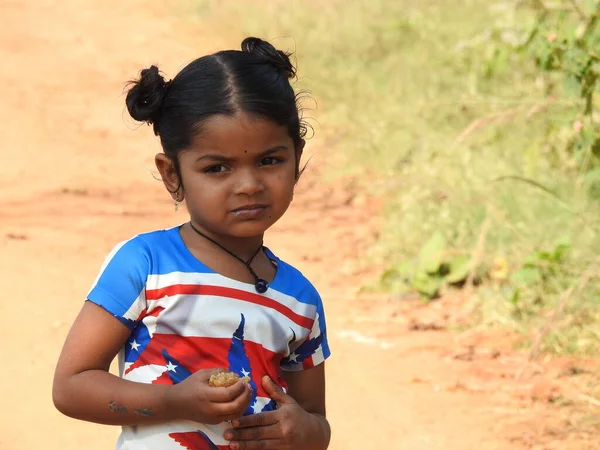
left=166, top=361, right=178, bottom=372
left=288, top=352, right=299, bottom=363
left=241, top=368, right=250, bottom=377
left=129, top=340, right=140, bottom=351
left=252, top=400, right=261, bottom=414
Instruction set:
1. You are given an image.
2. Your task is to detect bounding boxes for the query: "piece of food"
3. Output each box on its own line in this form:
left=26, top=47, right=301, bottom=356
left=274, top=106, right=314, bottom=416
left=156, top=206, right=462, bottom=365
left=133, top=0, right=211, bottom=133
left=209, top=371, right=251, bottom=388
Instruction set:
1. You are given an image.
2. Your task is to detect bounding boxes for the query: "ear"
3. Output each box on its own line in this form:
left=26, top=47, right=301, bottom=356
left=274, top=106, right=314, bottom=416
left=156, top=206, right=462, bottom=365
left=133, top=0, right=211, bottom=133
left=295, top=139, right=305, bottom=180
left=155, top=153, right=182, bottom=199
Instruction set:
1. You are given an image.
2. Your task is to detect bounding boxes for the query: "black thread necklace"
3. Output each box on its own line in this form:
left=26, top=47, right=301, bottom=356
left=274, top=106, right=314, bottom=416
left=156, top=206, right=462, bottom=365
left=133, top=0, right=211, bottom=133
left=188, top=221, right=270, bottom=294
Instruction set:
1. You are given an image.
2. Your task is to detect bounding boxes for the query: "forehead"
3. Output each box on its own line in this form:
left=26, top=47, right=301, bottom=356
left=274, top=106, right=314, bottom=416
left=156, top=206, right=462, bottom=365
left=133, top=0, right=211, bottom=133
left=189, top=113, right=292, bottom=154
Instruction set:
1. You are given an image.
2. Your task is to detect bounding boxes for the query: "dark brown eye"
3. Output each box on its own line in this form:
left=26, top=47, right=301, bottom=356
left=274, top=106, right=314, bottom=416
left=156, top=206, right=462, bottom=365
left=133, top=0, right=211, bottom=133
left=204, top=165, right=228, bottom=173
left=259, top=157, right=283, bottom=166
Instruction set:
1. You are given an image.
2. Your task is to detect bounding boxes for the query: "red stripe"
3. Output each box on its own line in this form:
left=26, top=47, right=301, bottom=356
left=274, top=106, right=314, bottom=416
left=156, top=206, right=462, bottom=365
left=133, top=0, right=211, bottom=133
left=130, top=334, right=288, bottom=396
left=151, top=370, right=172, bottom=385
left=303, top=355, right=315, bottom=370
left=134, top=308, right=147, bottom=322
left=128, top=334, right=232, bottom=375
left=134, top=306, right=164, bottom=322
left=147, top=306, right=165, bottom=317
left=146, top=284, right=313, bottom=329
left=169, top=432, right=229, bottom=450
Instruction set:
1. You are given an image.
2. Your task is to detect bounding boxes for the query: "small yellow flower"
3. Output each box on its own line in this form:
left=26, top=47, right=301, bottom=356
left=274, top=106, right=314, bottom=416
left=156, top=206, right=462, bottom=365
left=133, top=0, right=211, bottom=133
left=490, top=256, right=508, bottom=281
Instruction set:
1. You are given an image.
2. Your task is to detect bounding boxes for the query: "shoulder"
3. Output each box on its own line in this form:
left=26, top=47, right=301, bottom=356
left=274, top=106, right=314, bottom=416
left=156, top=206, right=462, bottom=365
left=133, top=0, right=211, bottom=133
left=270, top=252, right=321, bottom=305
left=97, top=226, right=181, bottom=269
left=107, top=226, right=179, bottom=254
left=129, top=226, right=180, bottom=248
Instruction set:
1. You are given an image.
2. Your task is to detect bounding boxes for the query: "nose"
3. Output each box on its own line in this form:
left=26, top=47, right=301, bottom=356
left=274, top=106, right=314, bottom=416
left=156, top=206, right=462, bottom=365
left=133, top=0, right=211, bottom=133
left=233, top=168, right=265, bottom=196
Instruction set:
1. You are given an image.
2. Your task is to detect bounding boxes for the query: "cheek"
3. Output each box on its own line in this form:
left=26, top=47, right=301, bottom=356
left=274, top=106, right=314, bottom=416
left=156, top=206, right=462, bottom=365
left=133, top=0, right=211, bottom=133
left=271, top=172, right=296, bottom=196
left=181, top=175, right=225, bottom=203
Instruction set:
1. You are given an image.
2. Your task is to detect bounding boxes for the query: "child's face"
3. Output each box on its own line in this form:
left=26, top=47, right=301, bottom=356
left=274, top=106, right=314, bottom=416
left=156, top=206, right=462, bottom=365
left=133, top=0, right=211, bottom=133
left=173, top=112, right=301, bottom=239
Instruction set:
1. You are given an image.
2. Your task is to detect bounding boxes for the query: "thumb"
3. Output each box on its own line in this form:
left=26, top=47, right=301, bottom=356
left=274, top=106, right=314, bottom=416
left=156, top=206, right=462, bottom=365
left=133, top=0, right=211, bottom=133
left=262, top=376, right=294, bottom=405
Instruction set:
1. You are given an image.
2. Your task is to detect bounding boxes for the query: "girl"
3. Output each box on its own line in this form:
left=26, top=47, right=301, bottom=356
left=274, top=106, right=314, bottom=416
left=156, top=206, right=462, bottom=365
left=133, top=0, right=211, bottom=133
left=52, top=37, right=331, bottom=450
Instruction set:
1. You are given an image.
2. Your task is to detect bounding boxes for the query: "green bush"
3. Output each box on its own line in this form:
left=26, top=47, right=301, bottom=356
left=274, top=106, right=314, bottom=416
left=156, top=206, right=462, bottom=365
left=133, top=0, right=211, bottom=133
left=186, top=0, right=600, bottom=354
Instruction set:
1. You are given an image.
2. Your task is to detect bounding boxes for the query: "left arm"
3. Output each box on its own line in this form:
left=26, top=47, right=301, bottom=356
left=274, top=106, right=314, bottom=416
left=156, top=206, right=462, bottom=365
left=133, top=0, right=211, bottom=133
left=225, top=365, right=330, bottom=450
left=283, top=364, right=330, bottom=446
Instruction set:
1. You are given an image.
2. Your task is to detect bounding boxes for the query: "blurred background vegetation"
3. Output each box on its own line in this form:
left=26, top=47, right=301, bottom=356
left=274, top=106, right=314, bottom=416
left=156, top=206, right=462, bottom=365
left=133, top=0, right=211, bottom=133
left=186, top=0, right=600, bottom=356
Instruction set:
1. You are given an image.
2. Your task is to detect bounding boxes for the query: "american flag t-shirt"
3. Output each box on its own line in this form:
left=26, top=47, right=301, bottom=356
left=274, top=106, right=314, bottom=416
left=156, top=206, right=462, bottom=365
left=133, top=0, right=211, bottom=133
left=86, top=226, right=330, bottom=450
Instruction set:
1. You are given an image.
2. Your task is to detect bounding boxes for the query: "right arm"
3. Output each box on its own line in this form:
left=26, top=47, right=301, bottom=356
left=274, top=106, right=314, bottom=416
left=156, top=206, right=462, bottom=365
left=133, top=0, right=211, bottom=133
left=52, top=301, right=252, bottom=426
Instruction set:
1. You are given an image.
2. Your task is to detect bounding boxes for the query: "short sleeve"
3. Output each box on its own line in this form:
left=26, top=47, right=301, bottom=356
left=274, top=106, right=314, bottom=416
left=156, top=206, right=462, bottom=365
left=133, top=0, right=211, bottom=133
left=280, top=287, right=331, bottom=371
left=86, top=237, right=150, bottom=330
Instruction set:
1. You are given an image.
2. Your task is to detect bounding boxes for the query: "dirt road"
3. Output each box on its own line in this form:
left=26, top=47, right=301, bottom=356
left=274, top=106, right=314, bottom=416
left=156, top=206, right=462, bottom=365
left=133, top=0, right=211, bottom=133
left=0, top=1, right=593, bottom=449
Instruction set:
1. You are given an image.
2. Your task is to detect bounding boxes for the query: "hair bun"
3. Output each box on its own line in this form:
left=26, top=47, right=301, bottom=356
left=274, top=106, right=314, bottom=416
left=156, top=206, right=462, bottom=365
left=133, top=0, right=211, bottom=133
left=241, top=37, right=296, bottom=79
left=125, top=65, right=169, bottom=129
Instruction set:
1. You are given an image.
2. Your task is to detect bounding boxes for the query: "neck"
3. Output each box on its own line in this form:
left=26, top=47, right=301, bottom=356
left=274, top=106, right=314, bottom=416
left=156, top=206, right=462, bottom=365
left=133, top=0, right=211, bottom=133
left=186, top=221, right=264, bottom=261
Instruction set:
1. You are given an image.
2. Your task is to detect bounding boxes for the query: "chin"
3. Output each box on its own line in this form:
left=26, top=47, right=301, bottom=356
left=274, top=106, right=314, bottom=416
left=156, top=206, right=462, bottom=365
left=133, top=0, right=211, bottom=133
left=228, top=220, right=274, bottom=238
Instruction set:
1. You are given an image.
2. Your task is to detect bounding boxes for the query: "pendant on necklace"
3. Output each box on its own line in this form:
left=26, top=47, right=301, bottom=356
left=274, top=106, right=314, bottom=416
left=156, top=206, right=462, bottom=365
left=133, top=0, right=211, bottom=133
left=255, top=279, right=269, bottom=294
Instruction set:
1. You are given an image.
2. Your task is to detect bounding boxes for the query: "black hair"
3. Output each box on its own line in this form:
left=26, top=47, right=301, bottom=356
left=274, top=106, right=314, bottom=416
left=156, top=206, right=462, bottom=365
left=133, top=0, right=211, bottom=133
left=125, top=37, right=307, bottom=185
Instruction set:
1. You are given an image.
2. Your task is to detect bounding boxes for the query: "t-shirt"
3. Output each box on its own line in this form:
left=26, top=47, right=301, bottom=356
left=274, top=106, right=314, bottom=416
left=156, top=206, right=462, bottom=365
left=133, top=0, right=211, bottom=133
left=87, top=226, right=330, bottom=450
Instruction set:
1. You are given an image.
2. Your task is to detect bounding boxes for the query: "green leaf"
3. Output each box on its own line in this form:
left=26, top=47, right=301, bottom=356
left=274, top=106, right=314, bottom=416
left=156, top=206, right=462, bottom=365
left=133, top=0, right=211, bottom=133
left=564, top=74, right=581, bottom=97
left=583, top=168, right=600, bottom=198
left=523, top=252, right=541, bottom=267
left=509, top=288, right=521, bottom=306
left=417, top=231, right=446, bottom=274
left=395, top=262, right=414, bottom=278
left=380, top=267, right=411, bottom=294
left=537, top=46, right=553, bottom=69
left=412, top=272, right=443, bottom=299
left=510, top=267, right=542, bottom=286
left=380, top=262, right=413, bottom=282
left=446, top=255, right=472, bottom=284
left=584, top=0, right=597, bottom=15
left=532, top=250, right=553, bottom=262
left=551, top=239, right=571, bottom=262
left=380, top=267, right=402, bottom=285
left=388, top=279, right=412, bottom=295
left=583, top=167, right=600, bottom=183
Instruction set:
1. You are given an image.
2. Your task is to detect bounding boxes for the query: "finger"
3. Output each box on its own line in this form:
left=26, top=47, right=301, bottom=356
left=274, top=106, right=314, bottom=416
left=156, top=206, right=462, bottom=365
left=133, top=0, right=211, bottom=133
left=229, top=439, right=286, bottom=450
left=208, top=381, right=250, bottom=403
left=231, top=410, right=280, bottom=429
left=261, top=376, right=293, bottom=405
left=224, top=424, right=281, bottom=442
left=210, top=384, right=253, bottom=418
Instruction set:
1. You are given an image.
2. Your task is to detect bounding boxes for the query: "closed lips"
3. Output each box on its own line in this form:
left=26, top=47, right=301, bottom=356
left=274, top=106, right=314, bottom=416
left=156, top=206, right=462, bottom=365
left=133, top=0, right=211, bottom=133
left=232, top=204, right=267, bottom=212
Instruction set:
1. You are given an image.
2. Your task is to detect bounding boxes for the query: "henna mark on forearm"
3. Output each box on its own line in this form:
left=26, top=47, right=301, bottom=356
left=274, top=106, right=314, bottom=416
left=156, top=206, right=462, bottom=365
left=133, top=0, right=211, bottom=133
left=108, top=401, right=129, bottom=414
left=134, top=407, right=155, bottom=417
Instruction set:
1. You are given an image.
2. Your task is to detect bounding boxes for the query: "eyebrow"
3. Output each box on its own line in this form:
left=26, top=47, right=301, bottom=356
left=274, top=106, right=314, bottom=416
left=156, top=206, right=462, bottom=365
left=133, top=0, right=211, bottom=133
left=195, top=145, right=290, bottom=163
